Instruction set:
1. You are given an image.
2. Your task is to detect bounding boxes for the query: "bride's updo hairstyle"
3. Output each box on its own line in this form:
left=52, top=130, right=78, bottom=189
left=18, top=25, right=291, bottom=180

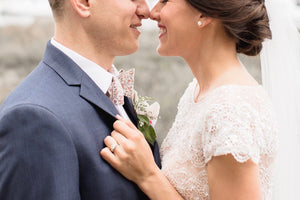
left=187, top=0, right=272, bottom=56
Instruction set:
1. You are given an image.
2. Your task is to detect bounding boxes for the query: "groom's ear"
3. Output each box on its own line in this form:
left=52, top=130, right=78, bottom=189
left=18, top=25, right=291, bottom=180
left=70, top=0, right=91, bottom=18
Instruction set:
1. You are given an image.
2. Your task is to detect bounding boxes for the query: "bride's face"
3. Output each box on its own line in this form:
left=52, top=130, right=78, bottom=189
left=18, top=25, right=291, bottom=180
left=150, top=0, right=201, bottom=57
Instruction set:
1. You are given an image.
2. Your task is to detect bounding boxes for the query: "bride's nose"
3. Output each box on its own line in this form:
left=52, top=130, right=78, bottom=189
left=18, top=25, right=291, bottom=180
left=150, top=3, right=161, bottom=22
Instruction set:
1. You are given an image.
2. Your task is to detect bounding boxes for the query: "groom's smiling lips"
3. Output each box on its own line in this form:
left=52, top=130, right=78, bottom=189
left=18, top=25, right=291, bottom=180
left=130, top=23, right=142, bottom=36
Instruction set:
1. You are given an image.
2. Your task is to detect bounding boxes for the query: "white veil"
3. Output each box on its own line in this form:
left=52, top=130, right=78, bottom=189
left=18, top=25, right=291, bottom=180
left=260, top=0, right=300, bottom=199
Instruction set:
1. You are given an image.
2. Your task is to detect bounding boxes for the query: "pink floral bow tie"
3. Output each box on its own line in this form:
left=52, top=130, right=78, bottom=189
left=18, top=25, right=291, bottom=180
left=107, top=68, right=135, bottom=105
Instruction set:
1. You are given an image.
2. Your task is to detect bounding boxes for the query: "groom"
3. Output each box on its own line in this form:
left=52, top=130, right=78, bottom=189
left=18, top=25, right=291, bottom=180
left=0, top=0, right=160, bottom=199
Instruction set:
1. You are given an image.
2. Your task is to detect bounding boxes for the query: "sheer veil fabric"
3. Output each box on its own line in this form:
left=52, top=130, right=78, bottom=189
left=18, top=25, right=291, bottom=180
left=260, top=0, right=300, bottom=198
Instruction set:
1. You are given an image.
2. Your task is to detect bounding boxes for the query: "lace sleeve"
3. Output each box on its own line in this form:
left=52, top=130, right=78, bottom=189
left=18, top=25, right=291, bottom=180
left=202, top=92, right=273, bottom=165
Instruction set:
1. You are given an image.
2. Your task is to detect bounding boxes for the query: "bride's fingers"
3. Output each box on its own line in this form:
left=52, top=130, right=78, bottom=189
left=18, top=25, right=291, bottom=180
left=100, top=137, right=120, bottom=167
left=111, top=130, right=129, bottom=146
left=100, top=147, right=117, bottom=165
left=103, top=136, right=121, bottom=154
left=116, top=115, right=137, bottom=130
left=113, top=120, right=142, bottom=139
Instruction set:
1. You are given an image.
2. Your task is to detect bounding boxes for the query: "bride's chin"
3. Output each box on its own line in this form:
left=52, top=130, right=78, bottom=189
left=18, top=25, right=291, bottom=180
left=157, top=46, right=172, bottom=56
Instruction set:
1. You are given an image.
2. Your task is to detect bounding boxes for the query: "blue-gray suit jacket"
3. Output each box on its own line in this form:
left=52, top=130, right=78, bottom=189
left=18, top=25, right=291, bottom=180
left=0, top=41, right=161, bottom=200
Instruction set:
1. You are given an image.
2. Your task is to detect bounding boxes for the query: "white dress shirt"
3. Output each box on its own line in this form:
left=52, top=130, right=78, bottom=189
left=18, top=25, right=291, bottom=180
left=51, top=38, right=130, bottom=120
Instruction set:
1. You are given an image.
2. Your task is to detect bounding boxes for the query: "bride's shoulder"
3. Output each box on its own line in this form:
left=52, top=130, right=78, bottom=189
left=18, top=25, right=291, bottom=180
left=206, top=84, right=274, bottom=115
left=210, top=84, right=270, bottom=104
left=204, top=84, right=278, bottom=138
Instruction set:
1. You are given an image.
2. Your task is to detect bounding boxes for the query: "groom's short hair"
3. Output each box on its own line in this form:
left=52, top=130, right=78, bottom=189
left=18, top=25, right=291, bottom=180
left=48, top=0, right=65, bottom=20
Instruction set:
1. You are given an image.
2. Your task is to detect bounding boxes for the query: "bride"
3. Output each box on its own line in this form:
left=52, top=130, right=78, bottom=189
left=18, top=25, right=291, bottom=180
left=101, top=0, right=298, bottom=199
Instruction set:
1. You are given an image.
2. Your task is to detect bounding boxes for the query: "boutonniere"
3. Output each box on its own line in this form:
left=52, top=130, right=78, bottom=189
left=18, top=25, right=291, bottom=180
left=132, top=91, right=160, bottom=146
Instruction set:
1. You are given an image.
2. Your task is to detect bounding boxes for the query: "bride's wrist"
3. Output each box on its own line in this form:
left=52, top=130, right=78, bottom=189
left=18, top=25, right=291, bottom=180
left=137, top=166, right=162, bottom=192
left=137, top=167, right=183, bottom=200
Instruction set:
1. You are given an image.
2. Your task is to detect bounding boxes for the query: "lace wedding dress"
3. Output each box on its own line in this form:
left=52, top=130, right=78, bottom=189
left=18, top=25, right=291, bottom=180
left=160, top=79, right=278, bottom=200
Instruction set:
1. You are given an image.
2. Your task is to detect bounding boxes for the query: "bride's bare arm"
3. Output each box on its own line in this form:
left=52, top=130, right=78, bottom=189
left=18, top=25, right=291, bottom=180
left=100, top=116, right=183, bottom=200
left=207, top=155, right=262, bottom=200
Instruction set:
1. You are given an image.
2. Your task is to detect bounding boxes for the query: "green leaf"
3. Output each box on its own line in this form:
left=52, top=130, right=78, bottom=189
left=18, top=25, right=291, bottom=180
left=137, top=115, right=156, bottom=146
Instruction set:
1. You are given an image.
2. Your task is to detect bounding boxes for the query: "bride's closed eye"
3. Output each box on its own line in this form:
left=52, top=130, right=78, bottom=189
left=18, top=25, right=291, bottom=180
left=161, top=0, right=168, bottom=3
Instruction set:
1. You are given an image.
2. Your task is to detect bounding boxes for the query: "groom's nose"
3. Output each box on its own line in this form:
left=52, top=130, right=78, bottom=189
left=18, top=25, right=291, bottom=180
left=136, top=0, right=150, bottom=19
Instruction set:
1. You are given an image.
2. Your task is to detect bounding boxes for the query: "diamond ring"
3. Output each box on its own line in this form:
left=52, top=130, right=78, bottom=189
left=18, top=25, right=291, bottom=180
left=110, top=142, right=118, bottom=153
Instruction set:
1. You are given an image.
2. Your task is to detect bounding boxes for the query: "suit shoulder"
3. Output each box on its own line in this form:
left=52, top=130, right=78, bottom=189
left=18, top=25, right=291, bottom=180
left=0, top=103, right=76, bottom=156
left=0, top=103, right=67, bottom=130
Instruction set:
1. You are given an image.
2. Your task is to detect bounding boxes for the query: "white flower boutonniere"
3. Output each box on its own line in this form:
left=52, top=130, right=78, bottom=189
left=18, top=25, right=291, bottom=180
left=132, top=91, right=160, bottom=146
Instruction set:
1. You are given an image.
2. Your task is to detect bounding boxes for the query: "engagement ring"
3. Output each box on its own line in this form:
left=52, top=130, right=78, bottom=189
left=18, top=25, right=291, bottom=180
left=110, top=143, right=118, bottom=153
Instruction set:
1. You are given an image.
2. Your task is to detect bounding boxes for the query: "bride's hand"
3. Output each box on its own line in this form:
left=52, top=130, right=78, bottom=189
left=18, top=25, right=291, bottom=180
left=100, top=115, right=159, bottom=185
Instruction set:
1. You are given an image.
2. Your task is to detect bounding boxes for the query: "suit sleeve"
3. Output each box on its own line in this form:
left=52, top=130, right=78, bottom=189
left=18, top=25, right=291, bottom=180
left=0, top=104, right=81, bottom=200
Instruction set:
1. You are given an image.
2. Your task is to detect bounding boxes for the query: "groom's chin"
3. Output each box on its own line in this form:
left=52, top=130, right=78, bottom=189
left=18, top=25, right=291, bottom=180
left=119, top=43, right=139, bottom=56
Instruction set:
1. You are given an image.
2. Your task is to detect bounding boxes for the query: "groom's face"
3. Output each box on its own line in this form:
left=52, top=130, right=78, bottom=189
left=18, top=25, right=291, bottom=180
left=87, top=0, right=150, bottom=56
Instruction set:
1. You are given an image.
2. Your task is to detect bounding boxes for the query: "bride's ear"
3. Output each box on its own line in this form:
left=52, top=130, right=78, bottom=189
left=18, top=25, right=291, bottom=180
left=196, top=14, right=213, bottom=28
left=70, top=0, right=91, bottom=18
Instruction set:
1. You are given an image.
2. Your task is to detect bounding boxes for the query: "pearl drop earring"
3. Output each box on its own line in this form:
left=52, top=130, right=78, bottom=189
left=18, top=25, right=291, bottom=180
left=197, top=21, right=202, bottom=26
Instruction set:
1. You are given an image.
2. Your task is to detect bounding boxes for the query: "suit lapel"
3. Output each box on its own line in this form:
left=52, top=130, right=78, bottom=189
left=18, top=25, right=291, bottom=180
left=80, top=74, right=119, bottom=118
left=123, top=96, right=138, bottom=126
left=43, top=41, right=119, bottom=119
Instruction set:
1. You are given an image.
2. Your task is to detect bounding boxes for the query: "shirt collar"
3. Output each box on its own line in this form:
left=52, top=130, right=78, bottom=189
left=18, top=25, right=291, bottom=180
left=51, top=38, right=114, bottom=94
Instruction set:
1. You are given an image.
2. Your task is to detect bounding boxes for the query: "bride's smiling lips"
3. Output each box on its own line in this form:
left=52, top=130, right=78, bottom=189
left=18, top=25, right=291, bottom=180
left=158, top=24, right=167, bottom=38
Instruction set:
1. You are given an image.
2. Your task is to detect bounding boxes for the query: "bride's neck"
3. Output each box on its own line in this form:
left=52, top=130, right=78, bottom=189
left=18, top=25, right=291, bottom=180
left=184, top=45, right=243, bottom=99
